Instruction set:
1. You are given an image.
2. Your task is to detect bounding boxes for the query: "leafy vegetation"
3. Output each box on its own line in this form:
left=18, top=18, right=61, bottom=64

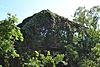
left=23, top=51, right=67, bottom=67
left=72, top=6, right=100, bottom=67
left=0, top=6, right=100, bottom=67
left=0, top=13, right=23, bottom=67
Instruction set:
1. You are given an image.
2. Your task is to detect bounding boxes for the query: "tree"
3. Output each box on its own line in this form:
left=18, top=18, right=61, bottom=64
left=66, top=6, right=100, bottom=67
left=0, top=13, right=23, bottom=67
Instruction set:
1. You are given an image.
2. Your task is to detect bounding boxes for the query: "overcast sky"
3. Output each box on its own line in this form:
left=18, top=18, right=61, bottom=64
left=0, top=0, right=100, bottom=24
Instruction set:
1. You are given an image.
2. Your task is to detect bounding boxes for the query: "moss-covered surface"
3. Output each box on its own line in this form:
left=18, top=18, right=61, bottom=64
left=16, top=10, right=82, bottom=52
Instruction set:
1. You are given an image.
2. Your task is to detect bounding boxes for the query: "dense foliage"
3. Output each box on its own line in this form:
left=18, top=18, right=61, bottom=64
left=0, top=14, right=23, bottom=67
left=23, top=51, right=67, bottom=67
left=0, top=6, right=100, bottom=67
left=72, top=6, right=100, bottom=67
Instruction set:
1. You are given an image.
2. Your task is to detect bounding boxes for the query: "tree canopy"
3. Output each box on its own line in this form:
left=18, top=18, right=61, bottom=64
left=0, top=13, right=23, bottom=67
left=0, top=6, right=100, bottom=67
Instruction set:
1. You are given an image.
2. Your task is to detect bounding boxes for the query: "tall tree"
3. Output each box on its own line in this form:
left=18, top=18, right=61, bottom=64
left=66, top=6, right=100, bottom=67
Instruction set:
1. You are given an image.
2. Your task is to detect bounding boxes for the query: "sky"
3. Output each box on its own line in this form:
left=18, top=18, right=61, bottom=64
left=0, top=0, right=100, bottom=24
